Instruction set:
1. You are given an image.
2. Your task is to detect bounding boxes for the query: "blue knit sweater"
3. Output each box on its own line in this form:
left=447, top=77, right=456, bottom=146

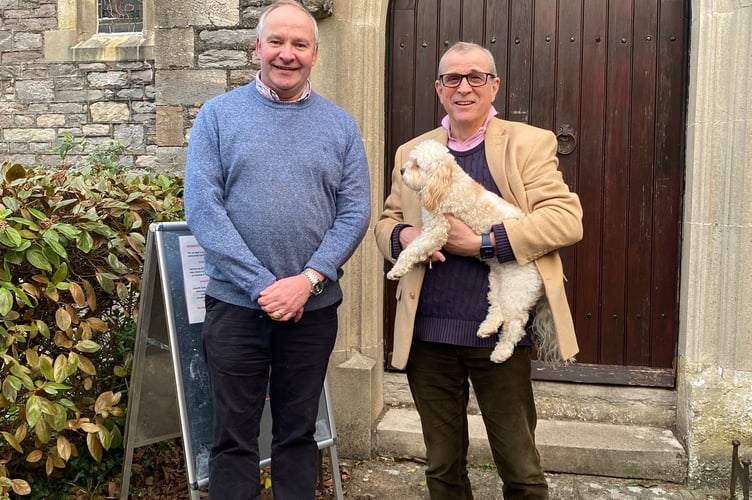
left=184, top=82, right=371, bottom=311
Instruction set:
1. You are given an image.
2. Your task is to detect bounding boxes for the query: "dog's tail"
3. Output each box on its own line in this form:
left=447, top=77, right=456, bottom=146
left=532, top=297, right=575, bottom=365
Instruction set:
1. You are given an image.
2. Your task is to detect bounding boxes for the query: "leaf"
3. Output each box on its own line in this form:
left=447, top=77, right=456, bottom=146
left=75, top=339, right=101, bottom=353
left=95, top=391, right=116, bottom=414
left=36, top=319, right=51, bottom=339
left=0, top=287, right=12, bottom=316
left=13, top=284, right=33, bottom=307
left=39, top=355, right=54, bottom=381
left=34, top=415, right=52, bottom=444
left=25, top=395, right=41, bottom=428
left=26, top=449, right=43, bottom=463
left=50, top=403, right=68, bottom=432
left=43, top=229, right=68, bottom=259
left=85, top=317, right=108, bottom=332
left=83, top=279, right=97, bottom=311
left=53, top=354, right=69, bottom=383
left=81, top=422, right=101, bottom=433
left=69, top=282, right=86, bottom=307
left=51, top=222, right=79, bottom=238
left=14, top=423, right=27, bottom=444
left=25, top=349, right=39, bottom=368
left=95, top=271, right=115, bottom=294
left=9, top=364, right=33, bottom=389
left=27, top=207, right=47, bottom=221
left=87, top=431, right=103, bottom=462
left=3, top=162, right=26, bottom=182
left=76, top=230, right=93, bottom=253
left=25, top=245, right=52, bottom=272
left=2, top=376, right=18, bottom=402
left=109, top=424, right=123, bottom=449
left=0, top=226, right=23, bottom=248
left=57, top=434, right=72, bottom=461
left=1, top=431, right=23, bottom=453
left=55, top=307, right=72, bottom=331
left=11, top=478, right=31, bottom=495
left=78, top=355, right=96, bottom=376
left=54, top=331, right=73, bottom=348
left=51, top=261, right=68, bottom=284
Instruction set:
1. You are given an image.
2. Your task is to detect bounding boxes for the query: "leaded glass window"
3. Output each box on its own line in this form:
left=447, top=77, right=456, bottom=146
left=98, top=0, right=143, bottom=33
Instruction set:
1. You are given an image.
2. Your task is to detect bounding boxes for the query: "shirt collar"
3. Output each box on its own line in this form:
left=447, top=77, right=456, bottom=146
left=255, top=72, right=312, bottom=102
left=441, top=106, right=498, bottom=152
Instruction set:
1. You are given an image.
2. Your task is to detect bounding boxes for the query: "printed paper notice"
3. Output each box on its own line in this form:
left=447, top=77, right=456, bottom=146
left=180, top=235, right=208, bottom=324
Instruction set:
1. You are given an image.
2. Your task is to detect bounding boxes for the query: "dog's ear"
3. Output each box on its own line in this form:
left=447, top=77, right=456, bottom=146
left=421, top=157, right=453, bottom=211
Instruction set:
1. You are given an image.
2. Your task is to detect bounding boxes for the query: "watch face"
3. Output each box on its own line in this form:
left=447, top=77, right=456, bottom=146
left=312, top=281, right=324, bottom=295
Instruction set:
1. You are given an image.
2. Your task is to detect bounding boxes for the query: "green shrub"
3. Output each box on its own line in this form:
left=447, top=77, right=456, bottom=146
left=0, top=140, right=183, bottom=497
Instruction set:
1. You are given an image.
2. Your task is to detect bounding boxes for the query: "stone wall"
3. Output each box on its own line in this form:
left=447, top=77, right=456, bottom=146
left=0, top=0, right=157, bottom=168
left=677, top=1, right=752, bottom=488
left=0, top=0, right=332, bottom=170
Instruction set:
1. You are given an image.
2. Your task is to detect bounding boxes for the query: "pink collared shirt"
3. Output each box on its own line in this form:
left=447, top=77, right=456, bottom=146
left=441, top=106, right=498, bottom=151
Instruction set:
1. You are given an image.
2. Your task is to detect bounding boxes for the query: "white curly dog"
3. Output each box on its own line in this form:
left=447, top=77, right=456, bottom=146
left=386, top=139, right=561, bottom=364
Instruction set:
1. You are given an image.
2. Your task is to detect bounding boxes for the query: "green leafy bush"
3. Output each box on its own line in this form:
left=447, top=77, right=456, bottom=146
left=0, top=140, right=183, bottom=497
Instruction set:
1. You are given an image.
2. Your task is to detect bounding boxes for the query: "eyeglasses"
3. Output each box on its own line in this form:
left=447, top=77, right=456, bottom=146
left=438, top=72, right=496, bottom=88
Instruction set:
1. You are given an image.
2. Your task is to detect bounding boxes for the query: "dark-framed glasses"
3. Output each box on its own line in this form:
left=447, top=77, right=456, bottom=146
left=438, top=72, right=496, bottom=88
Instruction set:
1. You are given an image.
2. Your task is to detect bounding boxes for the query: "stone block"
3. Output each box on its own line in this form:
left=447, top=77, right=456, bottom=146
left=156, top=70, right=227, bottom=105
left=331, top=352, right=379, bottom=458
left=156, top=106, right=185, bottom=147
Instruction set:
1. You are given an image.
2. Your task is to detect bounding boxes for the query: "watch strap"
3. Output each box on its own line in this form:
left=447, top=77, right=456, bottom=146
left=480, top=233, right=494, bottom=260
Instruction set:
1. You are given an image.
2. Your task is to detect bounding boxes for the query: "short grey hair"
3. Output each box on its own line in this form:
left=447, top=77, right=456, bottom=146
left=438, top=41, right=498, bottom=76
left=257, top=0, right=320, bottom=48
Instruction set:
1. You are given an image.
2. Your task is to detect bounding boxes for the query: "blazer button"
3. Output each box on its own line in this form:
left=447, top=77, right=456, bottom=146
left=410, top=292, right=416, bottom=299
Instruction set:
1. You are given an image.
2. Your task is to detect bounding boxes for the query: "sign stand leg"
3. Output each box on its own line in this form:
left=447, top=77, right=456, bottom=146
left=328, top=445, right=344, bottom=500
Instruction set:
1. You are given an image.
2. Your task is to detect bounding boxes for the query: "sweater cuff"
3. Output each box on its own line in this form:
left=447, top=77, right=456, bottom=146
left=391, top=224, right=411, bottom=260
left=493, top=223, right=516, bottom=263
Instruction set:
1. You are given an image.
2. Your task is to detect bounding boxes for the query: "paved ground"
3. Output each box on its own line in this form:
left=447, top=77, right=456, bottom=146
left=334, top=456, right=734, bottom=500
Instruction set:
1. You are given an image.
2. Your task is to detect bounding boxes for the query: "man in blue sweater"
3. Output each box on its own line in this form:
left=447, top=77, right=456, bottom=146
left=184, top=1, right=371, bottom=498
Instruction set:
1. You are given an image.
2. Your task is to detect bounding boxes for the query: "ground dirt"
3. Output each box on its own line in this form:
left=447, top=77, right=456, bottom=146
left=115, top=439, right=727, bottom=500
left=115, top=439, right=460, bottom=499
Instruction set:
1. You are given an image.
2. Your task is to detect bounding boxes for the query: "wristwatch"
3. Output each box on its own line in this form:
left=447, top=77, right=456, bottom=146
left=479, top=233, right=495, bottom=260
left=303, top=269, right=324, bottom=296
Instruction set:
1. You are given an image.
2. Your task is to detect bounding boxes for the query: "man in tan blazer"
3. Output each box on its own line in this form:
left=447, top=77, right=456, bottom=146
left=374, top=42, right=583, bottom=499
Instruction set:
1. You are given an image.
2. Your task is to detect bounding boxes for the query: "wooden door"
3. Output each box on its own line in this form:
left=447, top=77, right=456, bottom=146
left=385, top=0, right=687, bottom=387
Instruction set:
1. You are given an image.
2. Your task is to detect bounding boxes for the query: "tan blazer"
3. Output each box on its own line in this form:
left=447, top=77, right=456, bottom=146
left=374, top=118, right=584, bottom=370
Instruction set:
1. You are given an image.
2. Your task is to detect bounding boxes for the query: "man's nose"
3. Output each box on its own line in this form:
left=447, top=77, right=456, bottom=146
left=456, top=75, right=473, bottom=90
left=278, top=43, right=294, bottom=59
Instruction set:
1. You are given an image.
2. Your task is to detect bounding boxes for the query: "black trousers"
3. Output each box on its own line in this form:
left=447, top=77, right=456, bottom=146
left=201, top=295, right=338, bottom=500
left=406, top=342, right=548, bottom=500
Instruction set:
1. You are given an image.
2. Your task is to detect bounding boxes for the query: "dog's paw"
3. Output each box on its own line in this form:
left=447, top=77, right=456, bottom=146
left=386, top=266, right=407, bottom=280
left=477, top=319, right=501, bottom=338
left=489, top=342, right=514, bottom=363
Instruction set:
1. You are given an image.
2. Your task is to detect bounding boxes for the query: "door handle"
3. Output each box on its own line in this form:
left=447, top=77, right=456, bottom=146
left=555, top=124, right=577, bottom=155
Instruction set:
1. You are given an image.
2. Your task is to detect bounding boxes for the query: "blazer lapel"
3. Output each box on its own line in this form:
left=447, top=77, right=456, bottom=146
left=485, top=118, right=530, bottom=214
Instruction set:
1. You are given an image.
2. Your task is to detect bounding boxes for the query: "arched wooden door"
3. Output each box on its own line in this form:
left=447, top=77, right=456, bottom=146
left=385, top=0, right=687, bottom=387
